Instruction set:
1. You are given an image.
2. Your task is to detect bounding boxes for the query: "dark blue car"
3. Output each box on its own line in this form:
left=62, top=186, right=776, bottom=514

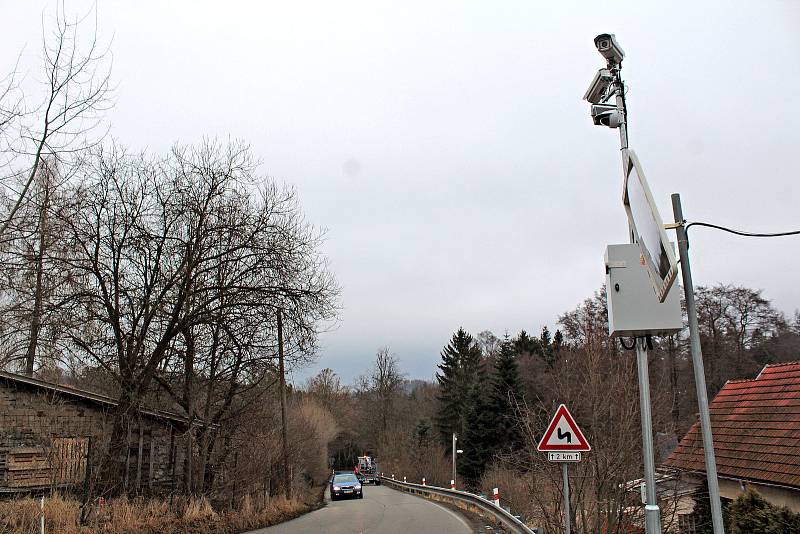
left=329, top=472, right=363, bottom=501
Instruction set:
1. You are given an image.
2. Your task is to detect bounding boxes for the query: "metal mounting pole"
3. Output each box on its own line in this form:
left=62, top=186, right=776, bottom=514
left=671, top=193, right=725, bottom=534
left=636, top=339, right=662, bottom=533
left=562, top=463, right=571, bottom=534
left=613, top=63, right=662, bottom=534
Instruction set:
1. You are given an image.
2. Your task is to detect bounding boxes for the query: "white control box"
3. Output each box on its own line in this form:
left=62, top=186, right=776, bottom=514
left=605, top=244, right=683, bottom=337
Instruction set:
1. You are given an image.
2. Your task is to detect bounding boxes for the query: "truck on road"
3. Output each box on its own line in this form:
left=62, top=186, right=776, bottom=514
left=356, top=455, right=380, bottom=485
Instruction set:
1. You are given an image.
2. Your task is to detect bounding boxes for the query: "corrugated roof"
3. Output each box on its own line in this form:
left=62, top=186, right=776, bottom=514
left=663, top=361, right=800, bottom=488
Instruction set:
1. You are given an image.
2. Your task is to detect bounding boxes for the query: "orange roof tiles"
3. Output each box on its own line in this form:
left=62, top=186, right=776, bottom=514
left=664, top=362, right=800, bottom=488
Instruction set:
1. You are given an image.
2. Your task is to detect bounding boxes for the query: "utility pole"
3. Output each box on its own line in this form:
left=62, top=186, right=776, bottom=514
left=671, top=194, right=725, bottom=534
left=277, top=309, right=291, bottom=500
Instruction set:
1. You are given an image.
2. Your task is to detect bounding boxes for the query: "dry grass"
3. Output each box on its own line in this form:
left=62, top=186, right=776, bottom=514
left=0, top=487, right=324, bottom=534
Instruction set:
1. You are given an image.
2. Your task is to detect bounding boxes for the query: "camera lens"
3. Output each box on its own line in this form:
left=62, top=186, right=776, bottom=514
left=598, top=39, right=610, bottom=50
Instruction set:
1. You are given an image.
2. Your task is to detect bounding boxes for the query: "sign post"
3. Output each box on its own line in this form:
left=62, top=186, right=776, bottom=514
left=538, top=405, right=591, bottom=534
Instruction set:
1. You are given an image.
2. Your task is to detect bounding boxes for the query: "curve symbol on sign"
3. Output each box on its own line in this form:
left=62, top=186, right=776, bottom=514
left=557, top=428, right=572, bottom=443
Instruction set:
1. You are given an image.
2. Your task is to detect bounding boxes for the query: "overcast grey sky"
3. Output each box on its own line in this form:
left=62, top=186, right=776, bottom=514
left=4, top=1, right=799, bottom=384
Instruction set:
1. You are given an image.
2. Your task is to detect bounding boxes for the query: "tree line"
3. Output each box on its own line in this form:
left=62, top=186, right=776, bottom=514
left=0, top=8, right=340, bottom=501
left=318, top=282, right=798, bottom=533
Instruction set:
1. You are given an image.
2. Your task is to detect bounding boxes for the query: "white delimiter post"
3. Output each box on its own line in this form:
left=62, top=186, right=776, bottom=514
left=613, top=62, right=661, bottom=534
left=672, top=193, right=725, bottom=534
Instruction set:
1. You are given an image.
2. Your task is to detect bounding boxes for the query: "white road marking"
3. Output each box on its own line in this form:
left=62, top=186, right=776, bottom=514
left=428, top=500, right=473, bottom=531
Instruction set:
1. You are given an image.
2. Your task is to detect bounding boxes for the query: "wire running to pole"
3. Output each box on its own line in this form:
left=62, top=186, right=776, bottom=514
left=685, top=221, right=800, bottom=238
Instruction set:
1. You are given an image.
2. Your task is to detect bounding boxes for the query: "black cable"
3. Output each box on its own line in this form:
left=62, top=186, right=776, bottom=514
left=619, top=337, right=636, bottom=351
left=686, top=221, right=800, bottom=238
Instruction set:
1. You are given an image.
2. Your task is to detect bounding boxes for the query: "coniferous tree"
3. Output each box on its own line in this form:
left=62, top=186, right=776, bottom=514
left=434, top=328, right=482, bottom=447
left=459, top=364, right=495, bottom=487
left=538, top=328, right=563, bottom=369
left=514, top=329, right=541, bottom=355
left=553, top=329, right=564, bottom=352
left=415, top=418, right=432, bottom=446
left=488, top=337, right=524, bottom=451
left=539, top=326, right=552, bottom=349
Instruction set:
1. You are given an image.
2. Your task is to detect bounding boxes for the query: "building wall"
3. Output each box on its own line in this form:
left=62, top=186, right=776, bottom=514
left=0, top=379, right=188, bottom=492
left=719, top=478, right=800, bottom=513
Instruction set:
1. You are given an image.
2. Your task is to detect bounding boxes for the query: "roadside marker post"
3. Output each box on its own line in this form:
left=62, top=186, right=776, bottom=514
left=492, top=487, right=500, bottom=507
left=538, top=404, right=591, bottom=534
left=451, top=479, right=455, bottom=490
left=403, top=476, right=406, bottom=483
left=422, top=477, right=426, bottom=486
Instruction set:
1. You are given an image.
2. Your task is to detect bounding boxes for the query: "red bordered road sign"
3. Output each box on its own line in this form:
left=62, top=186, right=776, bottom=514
left=537, top=404, right=591, bottom=452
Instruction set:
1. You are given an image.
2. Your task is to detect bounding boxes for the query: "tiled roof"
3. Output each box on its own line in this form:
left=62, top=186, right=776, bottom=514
left=664, top=362, right=800, bottom=489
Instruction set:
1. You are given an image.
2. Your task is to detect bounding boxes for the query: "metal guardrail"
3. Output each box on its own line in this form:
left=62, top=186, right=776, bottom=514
left=379, top=476, right=540, bottom=534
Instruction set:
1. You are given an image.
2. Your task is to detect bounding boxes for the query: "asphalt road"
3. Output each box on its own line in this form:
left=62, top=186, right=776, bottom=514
left=247, top=483, right=473, bottom=534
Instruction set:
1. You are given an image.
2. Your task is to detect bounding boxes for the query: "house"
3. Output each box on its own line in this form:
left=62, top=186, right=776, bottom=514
left=663, top=361, right=800, bottom=515
left=0, top=370, right=195, bottom=493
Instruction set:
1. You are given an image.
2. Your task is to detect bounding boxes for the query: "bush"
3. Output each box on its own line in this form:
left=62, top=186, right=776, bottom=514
left=727, top=487, right=800, bottom=534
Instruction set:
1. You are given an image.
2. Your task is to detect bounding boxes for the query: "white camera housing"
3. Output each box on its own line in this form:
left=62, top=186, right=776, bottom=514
left=583, top=68, right=613, bottom=104
left=591, top=104, right=622, bottom=128
left=595, top=33, right=625, bottom=65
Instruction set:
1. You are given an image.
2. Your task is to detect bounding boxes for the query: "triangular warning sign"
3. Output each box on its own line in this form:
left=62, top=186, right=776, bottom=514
left=537, top=404, right=591, bottom=452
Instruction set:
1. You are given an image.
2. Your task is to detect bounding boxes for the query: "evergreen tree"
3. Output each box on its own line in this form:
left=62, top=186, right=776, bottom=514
left=434, top=328, right=482, bottom=447
left=514, top=329, right=541, bottom=355
left=415, top=418, right=432, bottom=446
left=538, top=326, right=554, bottom=367
left=539, top=326, right=552, bottom=349
left=488, top=337, right=524, bottom=451
left=727, top=486, right=800, bottom=534
left=553, top=329, right=564, bottom=352
left=459, top=364, right=495, bottom=487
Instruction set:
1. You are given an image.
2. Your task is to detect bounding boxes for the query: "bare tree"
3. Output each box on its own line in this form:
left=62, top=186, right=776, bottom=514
left=0, top=157, right=80, bottom=375
left=57, top=140, right=338, bottom=493
left=371, top=347, right=404, bottom=438
left=695, top=284, right=785, bottom=394
left=306, top=368, right=347, bottom=415
left=0, top=4, right=111, bottom=242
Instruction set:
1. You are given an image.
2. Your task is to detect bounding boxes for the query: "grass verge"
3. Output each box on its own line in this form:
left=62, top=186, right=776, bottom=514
left=0, top=487, right=325, bottom=534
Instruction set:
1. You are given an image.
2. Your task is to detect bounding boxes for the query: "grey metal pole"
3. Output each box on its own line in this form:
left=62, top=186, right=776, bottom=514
left=613, top=63, right=662, bottom=534
left=636, top=339, right=662, bottom=533
left=452, top=433, right=456, bottom=486
left=614, top=71, right=629, bottom=152
left=562, top=463, right=570, bottom=534
left=671, top=193, right=725, bottom=534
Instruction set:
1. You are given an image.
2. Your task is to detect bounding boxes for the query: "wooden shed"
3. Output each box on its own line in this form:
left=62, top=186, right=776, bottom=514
left=0, top=371, right=194, bottom=493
